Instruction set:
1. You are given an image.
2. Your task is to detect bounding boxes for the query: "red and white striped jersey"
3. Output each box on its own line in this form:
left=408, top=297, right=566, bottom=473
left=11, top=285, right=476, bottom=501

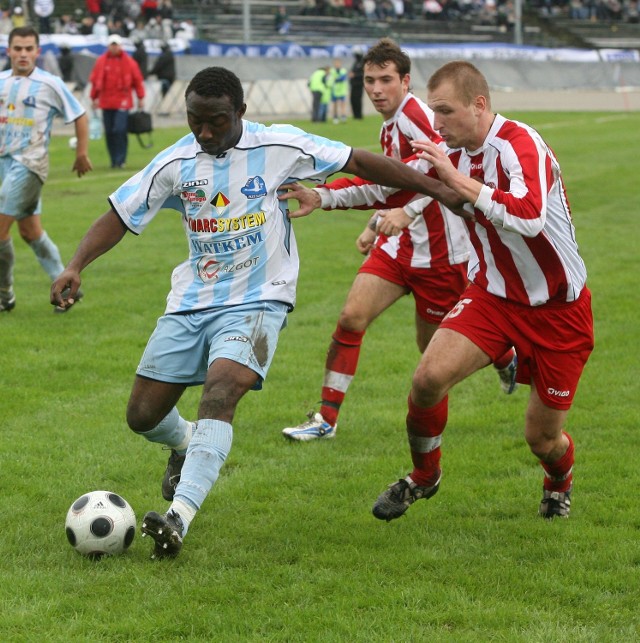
left=375, top=93, right=469, bottom=268
left=322, top=114, right=588, bottom=307
left=457, top=114, right=587, bottom=305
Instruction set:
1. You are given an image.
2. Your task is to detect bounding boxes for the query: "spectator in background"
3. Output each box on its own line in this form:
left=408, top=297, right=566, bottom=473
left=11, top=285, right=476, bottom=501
left=34, top=0, right=55, bottom=35
left=111, top=17, right=128, bottom=38
left=308, top=64, right=329, bottom=122
left=159, top=0, right=174, bottom=40
left=57, top=44, right=74, bottom=83
left=328, top=58, right=348, bottom=123
left=86, top=0, right=101, bottom=19
left=132, top=37, right=149, bottom=79
left=145, top=14, right=164, bottom=40
left=93, top=15, right=109, bottom=38
left=423, top=0, right=444, bottom=19
left=141, top=0, right=159, bottom=20
left=150, top=41, right=175, bottom=97
left=57, top=13, right=81, bottom=35
left=128, top=18, right=148, bottom=42
left=175, top=19, right=196, bottom=41
left=89, top=34, right=145, bottom=169
left=79, top=15, right=95, bottom=35
left=11, top=7, right=26, bottom=28
left=349, top=47, right=364, bottom=119
left=274, top=5, right=292, bottom=34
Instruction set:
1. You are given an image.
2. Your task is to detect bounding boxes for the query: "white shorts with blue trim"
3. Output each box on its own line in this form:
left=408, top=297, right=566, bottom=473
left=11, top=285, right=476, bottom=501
left=136, top=301, right=289, bottom=387
left=0, top=157, right=43, bottom=219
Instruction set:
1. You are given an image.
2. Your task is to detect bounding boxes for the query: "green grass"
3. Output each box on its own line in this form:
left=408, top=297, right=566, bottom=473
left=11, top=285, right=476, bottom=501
left=1, top=111, right=638, bottom=641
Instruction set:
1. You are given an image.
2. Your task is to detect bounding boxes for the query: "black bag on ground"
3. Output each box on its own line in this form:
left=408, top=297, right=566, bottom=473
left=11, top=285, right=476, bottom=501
left=127, top=110, right=153, bottom=148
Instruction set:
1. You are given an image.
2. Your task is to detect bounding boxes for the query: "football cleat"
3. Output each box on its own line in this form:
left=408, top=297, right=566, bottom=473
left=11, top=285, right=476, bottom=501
left=539, top=485, right=572, bottom=519
left=496, top=353, right=518, bottom=395
left=141, top=509, right=184, bottom=559
left=372, top=474, right=441, bottom=522
left=282, top=411, right=336, bottom=441
left=162, top=449, right=186, bottom=501
left=0, top=290, right=16, bottom=313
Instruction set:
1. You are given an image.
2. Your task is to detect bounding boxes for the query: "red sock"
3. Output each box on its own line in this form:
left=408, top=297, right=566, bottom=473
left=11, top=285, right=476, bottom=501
left=540, top=431, right=574, bottom=492
left=319, top=323, right=365, bottom=426
left=494, top=347, right=515, bottom=369
left=406, top=395, right=448, bottom=487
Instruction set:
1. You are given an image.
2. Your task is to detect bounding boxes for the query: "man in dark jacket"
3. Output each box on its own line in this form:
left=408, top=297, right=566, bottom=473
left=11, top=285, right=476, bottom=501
left=150, top=42, right=175, bottom=97
left=132, top=38, right=148, bottom=80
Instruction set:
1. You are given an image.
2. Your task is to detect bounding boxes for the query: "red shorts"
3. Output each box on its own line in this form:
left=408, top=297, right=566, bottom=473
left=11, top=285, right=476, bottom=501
left=358, top=246, right=468, bottom=325
left=440, top=283, right=594, bottom=410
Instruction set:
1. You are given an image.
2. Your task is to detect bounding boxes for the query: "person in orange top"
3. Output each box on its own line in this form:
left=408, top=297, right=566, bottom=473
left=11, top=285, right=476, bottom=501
left=89, top=34, right=145, bottom=169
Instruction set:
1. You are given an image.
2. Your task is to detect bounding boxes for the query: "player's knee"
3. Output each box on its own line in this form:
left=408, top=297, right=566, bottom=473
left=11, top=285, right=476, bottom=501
left=337, top=308, right=369, bottom=332
left=411, top=365, right=447, bottom=406
left=126, top=404, right=159, bottom=433
left=525, top=429, right=565, bottom=461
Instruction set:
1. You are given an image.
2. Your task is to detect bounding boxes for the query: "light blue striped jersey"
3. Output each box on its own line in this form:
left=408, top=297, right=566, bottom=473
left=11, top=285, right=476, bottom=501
left=109, top=119, right=352, bottom=314
left=0, top=66, right=86, bottom=181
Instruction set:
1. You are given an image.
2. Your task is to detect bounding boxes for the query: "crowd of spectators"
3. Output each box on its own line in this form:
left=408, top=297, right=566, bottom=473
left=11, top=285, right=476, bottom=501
left=535, top=0, right=639, bottom=22
left=0, top=0, right=637, bottom=45
left=0, top=1, right=197, bottom=41
left=297, top=0, right=640, bottom=22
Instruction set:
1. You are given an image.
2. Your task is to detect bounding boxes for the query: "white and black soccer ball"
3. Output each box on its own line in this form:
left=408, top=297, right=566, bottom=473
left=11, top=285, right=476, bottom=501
left=68, top=136, right=78, bottom=149
left=65, top=490, right=136, bottom=558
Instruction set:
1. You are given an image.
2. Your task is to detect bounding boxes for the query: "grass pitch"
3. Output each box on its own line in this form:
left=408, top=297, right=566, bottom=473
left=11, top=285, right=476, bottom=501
left=1, top=111, right=638, bottom=641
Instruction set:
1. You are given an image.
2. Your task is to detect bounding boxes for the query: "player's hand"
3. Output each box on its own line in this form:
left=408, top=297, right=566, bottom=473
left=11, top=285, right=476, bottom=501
left=73, top=154, right=93, bottom=177
left=412, top=138, right=455, bottom=179
left=375, top=208, right=412, bottom=236
left=278, top=182, right=321, bottom=218
left=356, top=227, right=376, bottom=255
left=51, top=270, right=82, bottom=311
left=413, top=138, right=484, bottom=209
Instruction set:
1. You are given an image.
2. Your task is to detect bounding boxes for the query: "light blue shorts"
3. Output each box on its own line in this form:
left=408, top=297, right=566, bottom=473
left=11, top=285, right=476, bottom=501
left=0, top=157, right=43, bottom=219
left=136, top=301, right=289, bottom=388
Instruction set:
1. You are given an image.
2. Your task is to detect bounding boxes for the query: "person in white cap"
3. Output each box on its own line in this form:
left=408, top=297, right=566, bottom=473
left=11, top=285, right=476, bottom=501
left=89, top=34, right=145, bottom=168
left=92, top=14, right=109, bottom=38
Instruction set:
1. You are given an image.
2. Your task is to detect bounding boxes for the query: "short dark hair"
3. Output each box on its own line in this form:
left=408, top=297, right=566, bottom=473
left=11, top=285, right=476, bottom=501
left=185, top=67, right=244, bottom=111
left=362, top=38, right=411, bottom=77
left=9, top=26, right=40, bottom=47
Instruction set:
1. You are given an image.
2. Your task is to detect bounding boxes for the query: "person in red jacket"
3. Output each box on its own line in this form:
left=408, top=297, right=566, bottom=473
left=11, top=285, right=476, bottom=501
left=89, top=34, right=145, bottom=169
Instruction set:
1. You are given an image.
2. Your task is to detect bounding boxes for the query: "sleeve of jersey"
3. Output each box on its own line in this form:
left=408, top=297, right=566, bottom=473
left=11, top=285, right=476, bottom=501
left=474, top=132, right=552, bottom=238
left=316, top=153, right=431, bottom=210
left=53, top=75, right=86, bottom=123
left=109, top=163, right=179, bottom=235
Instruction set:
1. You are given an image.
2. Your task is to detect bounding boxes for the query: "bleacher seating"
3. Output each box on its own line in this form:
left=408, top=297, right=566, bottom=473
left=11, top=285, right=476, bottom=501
left=50, top=0, right=640, bottom=50
left=549, top=18, right=640, bottom=49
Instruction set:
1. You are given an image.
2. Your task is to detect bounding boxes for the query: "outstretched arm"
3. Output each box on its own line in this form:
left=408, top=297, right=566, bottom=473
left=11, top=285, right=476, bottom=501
left=50, top=210, right=129, bottom=310
left=344, top=148, right=465, bottom=211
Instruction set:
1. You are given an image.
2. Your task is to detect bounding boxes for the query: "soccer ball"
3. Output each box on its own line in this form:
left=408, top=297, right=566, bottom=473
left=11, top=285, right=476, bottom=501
left=65, top=490, right=136, bottom=558
left=68, top=136, right=78, bottom=149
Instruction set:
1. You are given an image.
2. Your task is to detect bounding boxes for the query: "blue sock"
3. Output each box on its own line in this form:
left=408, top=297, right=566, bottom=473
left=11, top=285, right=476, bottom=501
left=136, top=407, right=192, bottom=453
left=174, top=419, right=233, bottom=512
left=29, top=232, right=64, bottom=281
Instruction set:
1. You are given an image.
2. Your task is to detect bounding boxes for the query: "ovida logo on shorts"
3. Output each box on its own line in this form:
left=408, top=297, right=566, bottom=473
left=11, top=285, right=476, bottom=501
left=547, top=387, right=570, bottom=398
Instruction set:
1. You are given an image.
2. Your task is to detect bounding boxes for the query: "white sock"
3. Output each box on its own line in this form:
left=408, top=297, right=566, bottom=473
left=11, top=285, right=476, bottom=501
left=170, top=498, right=197, bottom=536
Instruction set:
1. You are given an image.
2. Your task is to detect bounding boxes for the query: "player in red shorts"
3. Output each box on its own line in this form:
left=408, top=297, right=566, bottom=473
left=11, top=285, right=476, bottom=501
left=282, top=39, right=516, bottom=443
left=283, top=61, right=593, bottom=520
